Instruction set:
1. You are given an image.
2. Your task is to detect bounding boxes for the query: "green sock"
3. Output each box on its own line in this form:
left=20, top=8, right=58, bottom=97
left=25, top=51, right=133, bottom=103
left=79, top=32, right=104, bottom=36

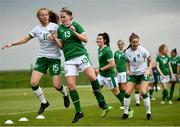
left=149, top=89, right=154, bottom=97
left=162, top=90, right=166, bottom=101
left=69, top=90, right=81, bottom=113
left=169, top=86, right=175, bottom=100
left=135, top=90, right=140, bottom=94
left=120, top=90, right=125, bottom=97
left=116, top=93, right=124, bottom=105
left=91, top=80, right=108, bottom=109
left=162, top=90, right=169, bottom=101
left=142, top=93, right=149, bottom=99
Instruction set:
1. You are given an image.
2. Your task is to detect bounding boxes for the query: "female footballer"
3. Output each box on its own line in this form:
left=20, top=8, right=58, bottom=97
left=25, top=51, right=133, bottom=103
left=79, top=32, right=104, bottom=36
left=156, top=44, right=173, bottom=104
left=114, top=40, right=127, bottom=109
left=2, top=8, right=70, bottom=114
left=169, top=49, right=180, bottom=100
left=95, top=34, right=124, bottom=108
left=122, top=33, right=153, bottom=120
left=49, top=7, right=111, bottom=123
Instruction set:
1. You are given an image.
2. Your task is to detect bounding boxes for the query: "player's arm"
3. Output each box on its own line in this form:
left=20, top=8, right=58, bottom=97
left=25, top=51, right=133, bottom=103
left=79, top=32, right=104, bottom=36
left=126, top=60, right=131, bottom=76
left=2, top=35, right=32, bottom=50
left=48, top=32, right=63, bottom=49
left=99, top=59, right=115, bottom=73
left=168, top=62, right=173, bottom=77
left=177, top=64, right=180, bottom=78
left=145, top=55, right=154, bottom=77
left=69, top=25, right=88, bottom=43
left=156, top=63, right=165, bottom=77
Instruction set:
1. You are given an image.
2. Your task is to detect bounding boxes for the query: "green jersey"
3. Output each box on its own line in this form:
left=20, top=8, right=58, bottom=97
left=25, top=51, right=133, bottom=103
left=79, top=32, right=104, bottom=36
left=170, top=56, right=180, bottom=74
left=114, top=50, right=126, bottom=73
left=98, top=45, right=115, bottom=77
left=57, top=21, right=87, bottom=61
left=156, top=55, right=170, bottom=75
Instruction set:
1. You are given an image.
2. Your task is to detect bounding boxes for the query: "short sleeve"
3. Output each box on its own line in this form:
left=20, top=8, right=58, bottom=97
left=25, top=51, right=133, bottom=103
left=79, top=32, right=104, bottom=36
left=141, top=46, right=150, bottom=59
left=156, top=56, right=159, bottom=64
left=105, top=48, right=113, bottom=61
left=114, top=51, right=117, bottom=60
left=178, top=56, right=180, bottom=65
left=124, top=50, right=129, bottom=61
left=73, top=21, right=85, bottom=34
left=29, top=26, right=38, bottom=38
left=167, top=56, right=171, bottom=63
left=57, top=26, right=62, bottom=39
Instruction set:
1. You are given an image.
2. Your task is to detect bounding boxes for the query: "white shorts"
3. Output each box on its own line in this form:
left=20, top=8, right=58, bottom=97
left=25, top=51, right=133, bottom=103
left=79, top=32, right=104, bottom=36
left=170, top=74, right=178, bottom=82
left=64, top=55, right=91, bottom=76
left=117, top=72, right=127, bottom=83
left=159, top=75, right=170, bottom=84
left=97, top=74, right=118, bottom=89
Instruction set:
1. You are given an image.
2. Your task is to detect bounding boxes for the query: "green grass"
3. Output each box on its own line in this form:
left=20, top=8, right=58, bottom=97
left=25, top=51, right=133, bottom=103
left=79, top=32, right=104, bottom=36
left=0, top=85, right=180, bottom=126
left=0, top=70, right=90, bottom=88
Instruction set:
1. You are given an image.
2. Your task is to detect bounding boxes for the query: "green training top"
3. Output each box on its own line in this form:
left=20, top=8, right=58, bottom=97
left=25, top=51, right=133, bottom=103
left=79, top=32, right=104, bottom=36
left=156, top=55, right=170, bottom=75
left=57, top=21, right=87, bottom=61
left=98, top=45, right=115, bottom=77
left=170, top=56, right=180, bottom=74
left=114, top=50, right=126, bottom=73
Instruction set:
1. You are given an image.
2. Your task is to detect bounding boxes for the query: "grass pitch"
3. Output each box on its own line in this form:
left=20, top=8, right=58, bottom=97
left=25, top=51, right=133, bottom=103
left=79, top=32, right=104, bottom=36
left=0, top=85, right=180, bottom=126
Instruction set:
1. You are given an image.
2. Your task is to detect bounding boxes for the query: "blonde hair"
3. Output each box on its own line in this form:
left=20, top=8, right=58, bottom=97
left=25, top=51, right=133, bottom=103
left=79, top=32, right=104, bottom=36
left=158, top=44, right=167, bottom=55
left=36, top=8, right=59, bottom=24
left=117, top=40, right=125, bottom=45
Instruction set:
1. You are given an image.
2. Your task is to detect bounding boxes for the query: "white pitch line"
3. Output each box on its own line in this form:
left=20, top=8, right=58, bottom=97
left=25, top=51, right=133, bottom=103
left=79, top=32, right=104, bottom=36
left=0, top=85, right=111, bottom=116
left=0, top=101, right=116, bottom=116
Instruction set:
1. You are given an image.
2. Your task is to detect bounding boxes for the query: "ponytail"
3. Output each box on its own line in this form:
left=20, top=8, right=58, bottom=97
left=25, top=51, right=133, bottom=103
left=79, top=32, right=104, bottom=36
left=171, top=48, right=177, bottom=54
left=124, top=44, right=131, bottom=53
left=49, top=10, right=59, bottom=24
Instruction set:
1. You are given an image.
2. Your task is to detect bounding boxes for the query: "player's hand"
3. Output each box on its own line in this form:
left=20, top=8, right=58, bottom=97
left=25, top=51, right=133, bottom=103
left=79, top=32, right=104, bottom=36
left=95, top=69, right=100, bottom=75
left=171, top=73, right=175, bottom=79
left=69, top=25, right=76, bottom=32
left=48, top=31, right=57, bottom=42
left=2, top=43, right=14, bottom=50
left=161, top=74, right=166, bottom=79
left=127, top=70, right=132, bottom=76
left=144, top=68, right=150, bottom=77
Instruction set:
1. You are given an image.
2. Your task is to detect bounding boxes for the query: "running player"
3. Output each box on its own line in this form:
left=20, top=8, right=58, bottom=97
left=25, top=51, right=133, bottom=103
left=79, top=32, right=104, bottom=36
left=50, top=7, right=111, bottom=123
left=169, top=49, right=180, bottom=100
left=114, top=40, right=127, bottom=109
left=156, top=44, right=173, bottom=104
left=2, top=8, right=70, bottom=114
left=95, top=34, right=124, bottom=109
left=122, top=33, right=153, bottom=120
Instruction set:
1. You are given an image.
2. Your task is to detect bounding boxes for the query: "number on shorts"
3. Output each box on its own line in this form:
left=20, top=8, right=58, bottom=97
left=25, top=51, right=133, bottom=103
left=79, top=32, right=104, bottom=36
left=108, top=79, right=112, bottom=86
left=53, top=64, right=59, bottom=73
left=81, top=57, right=88, bottom=65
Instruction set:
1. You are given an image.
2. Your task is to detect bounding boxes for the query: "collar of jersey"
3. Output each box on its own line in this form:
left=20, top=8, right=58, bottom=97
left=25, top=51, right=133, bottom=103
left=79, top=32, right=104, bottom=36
left=118, top=50, right=124, bottom=53
left=62, top=21, right=73, bottom=28
left=99, top=45, right=107, bottom=50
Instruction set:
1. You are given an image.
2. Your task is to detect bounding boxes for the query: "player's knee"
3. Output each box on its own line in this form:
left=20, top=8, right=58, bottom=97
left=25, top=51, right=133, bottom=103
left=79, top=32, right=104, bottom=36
left=125, top=89, right=132, bottom=95
left=140, top=89, right=147, bottom=95
left=30, top=80, right=38, bottom=87
left=53, top=84, right=60, bottom=91
left=88, top=75, right=96, bottom=82
left=67, top=83, right=76, bottom=91
left=112, top=90, right=118, bottom=95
